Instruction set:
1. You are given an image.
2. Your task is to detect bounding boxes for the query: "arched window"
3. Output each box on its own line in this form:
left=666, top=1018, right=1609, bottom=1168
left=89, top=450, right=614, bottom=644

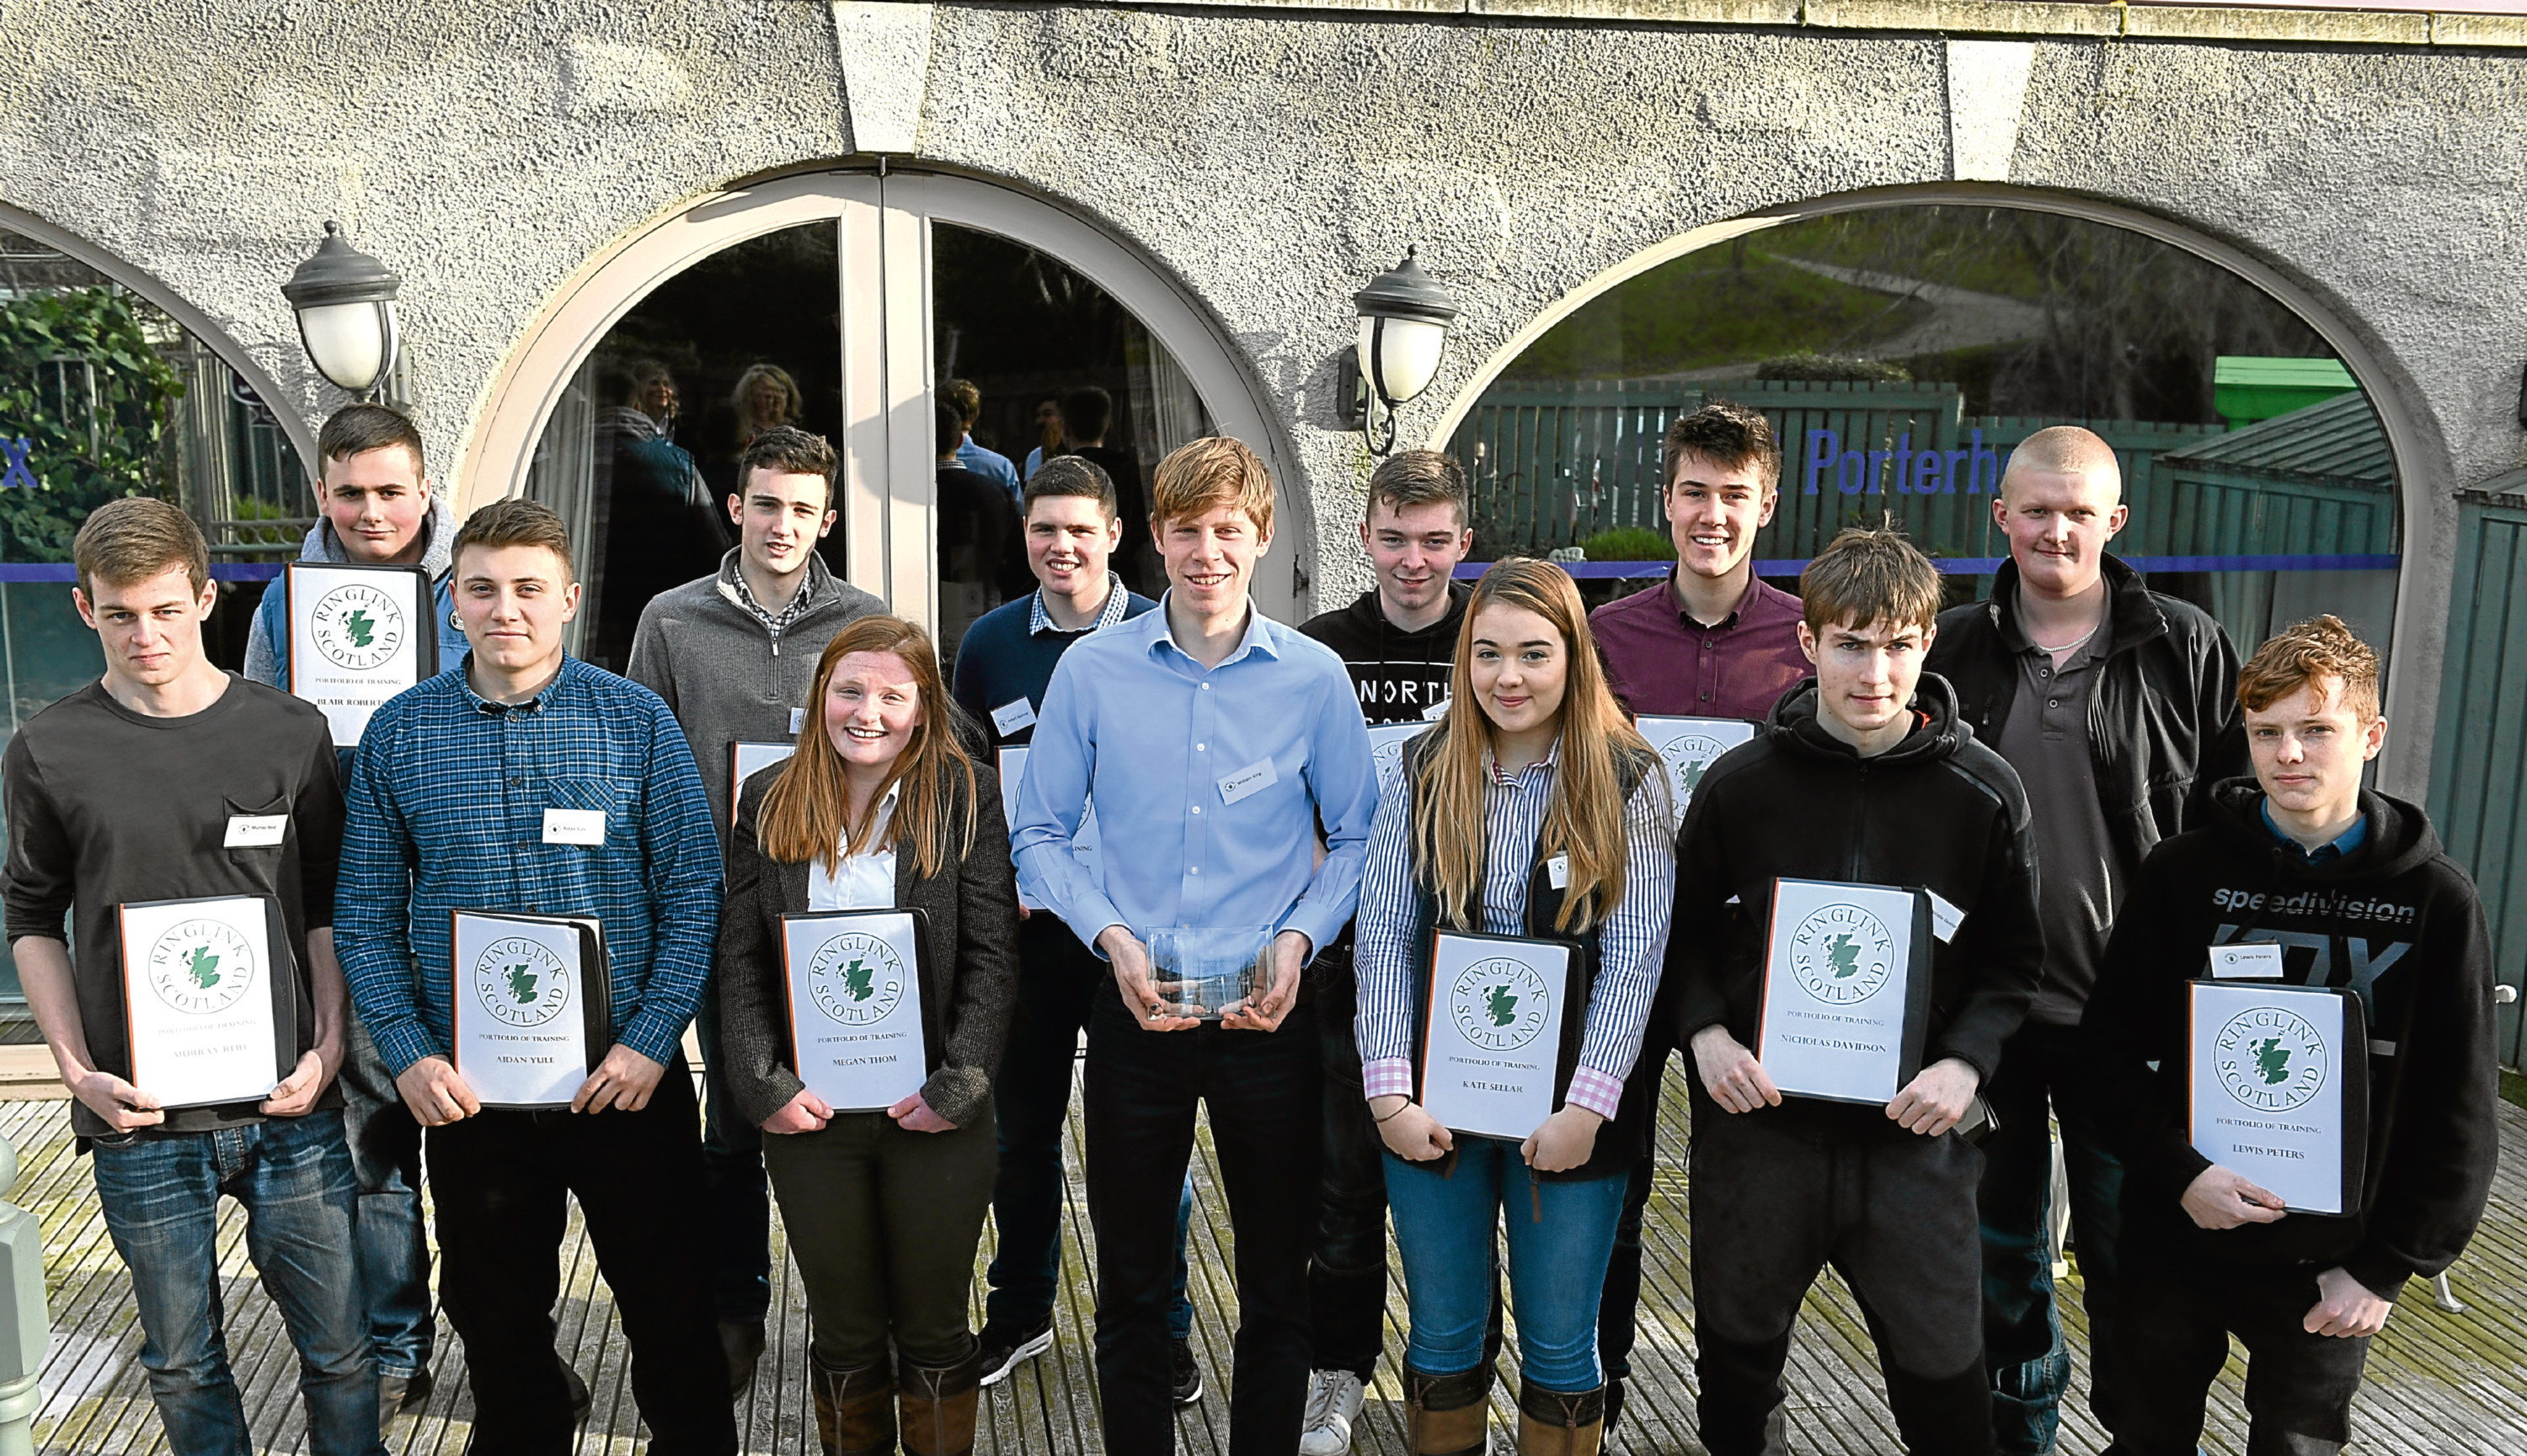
left=1439, top=197, right=2401, bottom=670
left=467, top=170, right=1301, bottom=670
left=0, top=208, right=313, bottom=1009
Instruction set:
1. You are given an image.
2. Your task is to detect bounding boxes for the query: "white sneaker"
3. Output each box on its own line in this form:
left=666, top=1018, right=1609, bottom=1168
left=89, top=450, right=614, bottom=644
left=1297, top=1368, right=1365, bottom=1455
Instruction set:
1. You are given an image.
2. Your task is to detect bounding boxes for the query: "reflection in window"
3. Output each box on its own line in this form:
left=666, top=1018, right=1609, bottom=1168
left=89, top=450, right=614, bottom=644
left=0, top=226, right=307, bottom=1010
left=1452, top=205, right=2397, bottom=660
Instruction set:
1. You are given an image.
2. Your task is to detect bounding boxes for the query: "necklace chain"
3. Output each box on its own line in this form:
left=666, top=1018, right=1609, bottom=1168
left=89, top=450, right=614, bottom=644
left=2033, top=621, right=2102, bottom=655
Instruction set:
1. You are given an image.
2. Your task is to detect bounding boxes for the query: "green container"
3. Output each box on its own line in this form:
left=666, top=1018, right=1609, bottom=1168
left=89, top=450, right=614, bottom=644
left=2214, top=356, right=2358, bottom=427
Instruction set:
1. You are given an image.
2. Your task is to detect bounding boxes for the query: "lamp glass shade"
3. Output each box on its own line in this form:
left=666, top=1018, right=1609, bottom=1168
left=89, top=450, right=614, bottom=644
left=1358, top=314, right=1447, bottom=405
left=297, top=300, right=396, bottom=394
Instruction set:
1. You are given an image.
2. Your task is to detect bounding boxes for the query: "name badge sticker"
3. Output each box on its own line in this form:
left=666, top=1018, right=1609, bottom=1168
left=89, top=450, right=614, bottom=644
left=542, top=808, right=607, bottom=846
left=1546, top=853, right=1570, bottom=890
left=1219, top=758, right=1280, bottom=806
left=991, top=698, right=1039, bottom=737
left=1926, top=888, right=1964, bottom=944
left=789, top=707, right=807, bottom=735
left=2209, top=942, right=2284, bottom=979
left=223, top=814, right=288, bottom=849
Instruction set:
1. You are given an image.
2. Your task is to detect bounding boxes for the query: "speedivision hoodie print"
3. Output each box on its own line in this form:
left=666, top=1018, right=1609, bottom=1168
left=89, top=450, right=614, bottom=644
left=2083, top=780, right=2499, bottom=1299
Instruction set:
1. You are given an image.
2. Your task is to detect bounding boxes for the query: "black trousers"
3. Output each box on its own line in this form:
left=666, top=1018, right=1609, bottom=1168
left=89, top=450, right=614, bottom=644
left=1084, top=983, right=1322, bottom=1455
left=1308, top=979, right=1390, bottom=1381
left=1599, top=1016, right=1671, bottom=1418
left=2107, top=1242, right=2373, bottom=1456
left=1690, top=1091, right=1994, bottom=1456
left=426, top=1059, right=735, bottom=1456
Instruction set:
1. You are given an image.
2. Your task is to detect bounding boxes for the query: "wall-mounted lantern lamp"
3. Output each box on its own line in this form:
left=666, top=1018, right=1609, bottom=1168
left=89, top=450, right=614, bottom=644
left=1350, top=247, right=1457, bottom=456
left=282, top=221, right=403, bottom=402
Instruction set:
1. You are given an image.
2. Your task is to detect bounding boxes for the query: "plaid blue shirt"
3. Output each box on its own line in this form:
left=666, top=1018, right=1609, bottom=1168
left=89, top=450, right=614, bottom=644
left=336, top=655, right=724, bottom=1076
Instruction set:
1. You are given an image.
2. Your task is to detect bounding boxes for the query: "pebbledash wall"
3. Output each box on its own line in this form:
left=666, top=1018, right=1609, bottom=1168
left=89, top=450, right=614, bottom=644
left=2, top=6, right=2524, bottom=815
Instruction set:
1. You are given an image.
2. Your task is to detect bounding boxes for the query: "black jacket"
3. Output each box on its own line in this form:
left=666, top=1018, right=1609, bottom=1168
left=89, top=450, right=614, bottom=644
left=1928, top=554, right=2247, bottom=880
left=1670, top=675, right=2046, bottom=1107
left=713, top=751, right=1023, bottom=1131
left=1299, top=582, right=1471, bottom=728
left=2081, top=781, right=2499, bottom=1299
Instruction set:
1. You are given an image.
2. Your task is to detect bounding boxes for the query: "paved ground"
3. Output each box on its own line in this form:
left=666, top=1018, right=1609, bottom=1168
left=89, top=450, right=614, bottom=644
left=11, top=1064, right=2525, bottom=1453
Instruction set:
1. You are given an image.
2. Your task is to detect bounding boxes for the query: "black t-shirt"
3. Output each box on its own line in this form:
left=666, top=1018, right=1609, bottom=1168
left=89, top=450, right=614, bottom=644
left=3, top=675, right=343, bottom=1139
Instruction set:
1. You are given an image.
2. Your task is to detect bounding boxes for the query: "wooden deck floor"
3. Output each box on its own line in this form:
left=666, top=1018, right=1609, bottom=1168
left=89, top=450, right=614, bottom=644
left=11, top=1064, right=2526, bottom=1453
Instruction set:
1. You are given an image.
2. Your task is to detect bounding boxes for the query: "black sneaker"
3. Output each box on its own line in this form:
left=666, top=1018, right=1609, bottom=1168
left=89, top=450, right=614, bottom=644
left=976, top=1317, right=1055, bottom=1387
left=1171, top=1337, right=1203, bottom=1405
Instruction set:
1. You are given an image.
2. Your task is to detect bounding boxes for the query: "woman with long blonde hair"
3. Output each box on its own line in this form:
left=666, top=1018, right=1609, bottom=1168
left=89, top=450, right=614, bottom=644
left=715, top=615, right=1019, bottom=1456
left=1354, top=559, right=1677, bottom=1456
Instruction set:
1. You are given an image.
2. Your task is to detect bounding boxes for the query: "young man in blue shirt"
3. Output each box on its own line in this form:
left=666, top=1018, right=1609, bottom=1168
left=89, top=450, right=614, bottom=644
left=241, top=402, right=467, bottom=1422
left=1012, top=437, right=1379, bottom=1456
left=337, top=499, right=735, bottom=1456
left=953, top=456, right=1218, bottom=1396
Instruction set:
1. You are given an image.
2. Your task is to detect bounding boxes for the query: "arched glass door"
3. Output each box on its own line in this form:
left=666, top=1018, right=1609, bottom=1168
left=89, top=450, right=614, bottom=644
left=500, top=171, right=1290, bottom=672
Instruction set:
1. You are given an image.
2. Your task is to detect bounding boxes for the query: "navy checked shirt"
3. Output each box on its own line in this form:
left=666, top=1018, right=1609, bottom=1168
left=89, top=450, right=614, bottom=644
left=336, top=655, right=724, bottom=1076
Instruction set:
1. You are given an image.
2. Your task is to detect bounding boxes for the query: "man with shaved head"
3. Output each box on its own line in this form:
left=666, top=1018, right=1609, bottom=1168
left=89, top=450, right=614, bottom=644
left=1927, top=424, right=2248, bottom=1455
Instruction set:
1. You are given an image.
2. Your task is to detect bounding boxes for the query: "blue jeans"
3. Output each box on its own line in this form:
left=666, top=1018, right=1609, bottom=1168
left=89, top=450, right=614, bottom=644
left=1979, top=1021, right=2125, bottom=1454
left=339, top=1012, right=433, bottom=1375
left=1384, top=1138, right=1627, bottom=1393
left=987, top=919, right=1194, bottom=1340
left=696, top=995, right=772, bottom=1321
left=89, top=1110, right=382, bottom=1456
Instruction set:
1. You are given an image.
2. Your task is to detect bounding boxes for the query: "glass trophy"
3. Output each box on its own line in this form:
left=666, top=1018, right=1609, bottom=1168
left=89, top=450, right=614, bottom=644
left=1146, top=925, right=1274, bottom=1021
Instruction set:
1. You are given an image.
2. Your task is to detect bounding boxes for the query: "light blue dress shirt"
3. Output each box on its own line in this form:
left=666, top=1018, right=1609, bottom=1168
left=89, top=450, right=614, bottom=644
left=1011, top=595, right=1380, bottom=959
left=959, top=436, right=1023, bottom=510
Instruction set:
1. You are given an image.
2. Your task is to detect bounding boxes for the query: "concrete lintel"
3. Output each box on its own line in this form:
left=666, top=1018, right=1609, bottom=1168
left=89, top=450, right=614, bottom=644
left=832, top=1, right=936, bottom=155
left=1060, top=0, right=2506, bottom=48
left=1947, top=39, right=2036, bottom=182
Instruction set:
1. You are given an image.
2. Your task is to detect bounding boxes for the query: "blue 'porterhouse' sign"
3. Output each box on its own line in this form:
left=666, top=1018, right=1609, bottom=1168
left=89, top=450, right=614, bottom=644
left=1803, top=426, right=2002, bottom=496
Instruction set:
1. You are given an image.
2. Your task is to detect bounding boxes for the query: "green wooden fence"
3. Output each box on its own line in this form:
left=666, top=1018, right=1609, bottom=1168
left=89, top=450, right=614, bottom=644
left=1449, top=377, right=2398, bottom=563
left=2428, top=486, right=2527, bottom=1066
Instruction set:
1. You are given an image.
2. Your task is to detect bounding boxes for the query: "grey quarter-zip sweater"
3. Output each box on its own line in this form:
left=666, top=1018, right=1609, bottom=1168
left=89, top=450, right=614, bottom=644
left=627, top=548, right=884, bottom=849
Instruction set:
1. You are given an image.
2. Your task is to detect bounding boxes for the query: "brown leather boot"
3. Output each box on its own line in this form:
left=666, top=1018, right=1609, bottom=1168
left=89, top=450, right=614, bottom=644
left=1404, top=1365, right=1494, bottom=1455
left=899, top=1350, right=982, bottom=1456
left=809, top=1354, right=894, bottom=1456
left=1515, top=1380, right=1604, bottom=1456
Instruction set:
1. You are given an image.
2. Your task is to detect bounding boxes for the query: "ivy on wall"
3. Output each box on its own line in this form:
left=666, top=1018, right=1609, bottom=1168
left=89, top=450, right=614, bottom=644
left=0, top=287, right=184, bottom=562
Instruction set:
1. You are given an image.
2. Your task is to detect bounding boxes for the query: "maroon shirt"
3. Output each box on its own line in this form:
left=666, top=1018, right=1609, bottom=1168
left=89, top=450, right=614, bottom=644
left=1589, top=571, right=1810, bottom=723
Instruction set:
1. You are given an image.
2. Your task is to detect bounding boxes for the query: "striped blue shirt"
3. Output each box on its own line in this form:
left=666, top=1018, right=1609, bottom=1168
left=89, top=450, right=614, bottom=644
left=336, top=655, right=724, bottom=1076
left=1354, top=741, right=1676, bottom=1119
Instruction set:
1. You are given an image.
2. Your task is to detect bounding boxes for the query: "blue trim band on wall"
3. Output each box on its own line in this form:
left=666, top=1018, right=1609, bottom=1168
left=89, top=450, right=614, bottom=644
left=0, top=563, right=284, bottom=583
left=1454, top=554, right=2403, bottom=580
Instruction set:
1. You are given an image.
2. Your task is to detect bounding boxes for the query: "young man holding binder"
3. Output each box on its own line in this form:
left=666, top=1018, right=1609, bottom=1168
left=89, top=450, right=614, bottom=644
left=2081, top=616, right=2497, bottom=1456
left=626, top=425, right=880, bottom=1394
left=337, top=499, right=736, bottom=1455
left=1670, top=526, right=2044, bottom=1456
left=1582, top=402, right=1811, bottom=1434
left=1010, top=437, right=1379, bottom=1456
left=4, top=499, right=382, bottom=1454
left=241, top=402, right=466, bottom=1421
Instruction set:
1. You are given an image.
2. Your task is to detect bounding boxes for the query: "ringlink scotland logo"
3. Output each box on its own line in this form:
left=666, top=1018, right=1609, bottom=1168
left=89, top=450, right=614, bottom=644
left=147, top=920, right=258, bottom=1016
left=1659, top=733, right=1729, bottom=807
left=807, top=933, right=906, bottom=1027
left=2214, top=1006, right=2328, bottom=1112
left=1789, top=904, right=1894, bottom=1005
left=1372, top=735, right=1412, bottom=798
left=309, top=583, right=405, bottom=671
left=472, top=936, right=571, bottom=1028
left=1448, top=956, right=1550, bottom=1053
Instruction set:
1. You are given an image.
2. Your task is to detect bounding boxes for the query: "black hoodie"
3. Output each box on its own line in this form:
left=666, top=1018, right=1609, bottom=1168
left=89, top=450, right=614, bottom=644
left=1670, top=673, right=2046, bottom=1127
left=1299, top=583, right=1471, bottom=727
left=2082, top=780, right=2499, bottom=1299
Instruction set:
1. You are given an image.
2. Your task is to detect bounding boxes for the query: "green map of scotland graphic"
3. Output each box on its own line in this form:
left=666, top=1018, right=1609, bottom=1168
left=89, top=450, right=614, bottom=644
left=1449, top=957, right=1549, bottom=1052
left=311, top=584, right=405, bottom=671
left=809, top=934, right=906, bottom=1026
left=2215, top=1007, right=2328, bottom=1112
left=473, top=937, right=571, bottom=1027
left=1659, top=736, right=1728, bottom=807
left=1789, top=905, right=1894, bottom=1005
left=147, top=920, right=259, bottom=1016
